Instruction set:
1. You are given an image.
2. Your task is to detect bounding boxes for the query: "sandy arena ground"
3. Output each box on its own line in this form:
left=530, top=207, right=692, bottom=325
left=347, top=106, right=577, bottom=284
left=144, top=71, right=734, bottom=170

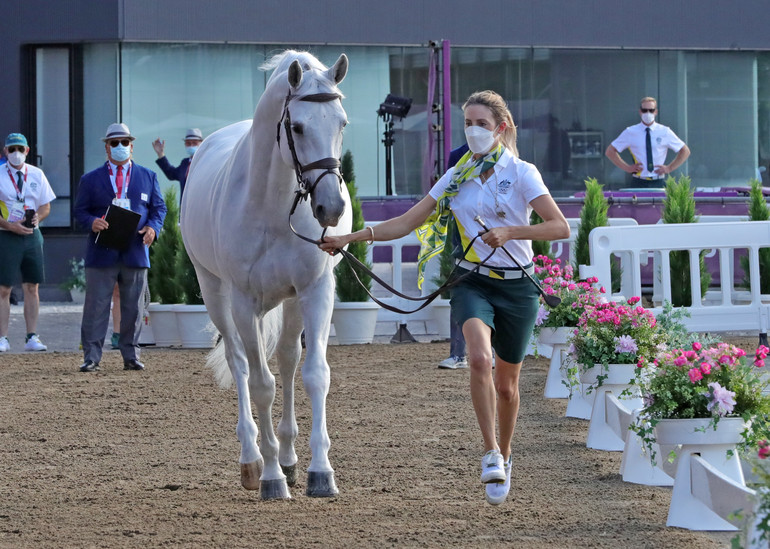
left=1, top=340, right=757, bottom=548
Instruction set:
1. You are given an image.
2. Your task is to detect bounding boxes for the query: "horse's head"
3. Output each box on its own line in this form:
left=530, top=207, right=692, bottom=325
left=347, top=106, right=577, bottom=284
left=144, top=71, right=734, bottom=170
left=277, top=54, right=349, bottom=228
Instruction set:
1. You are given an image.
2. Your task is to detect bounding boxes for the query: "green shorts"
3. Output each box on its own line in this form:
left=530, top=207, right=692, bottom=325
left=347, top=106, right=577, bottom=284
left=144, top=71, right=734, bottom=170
left=450, top=267, right=540, bottom=364
left=0, top=229, right=45, bottom=286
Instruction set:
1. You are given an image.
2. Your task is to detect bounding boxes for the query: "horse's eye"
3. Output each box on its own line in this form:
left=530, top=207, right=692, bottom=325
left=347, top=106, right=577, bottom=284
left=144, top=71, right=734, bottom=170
left=292, top=124, right=304, bottom=135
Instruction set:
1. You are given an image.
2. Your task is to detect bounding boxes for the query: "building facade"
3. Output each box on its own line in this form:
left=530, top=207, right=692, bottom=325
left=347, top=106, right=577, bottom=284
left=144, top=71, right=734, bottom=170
left=3, top=0, right=770, bottom=284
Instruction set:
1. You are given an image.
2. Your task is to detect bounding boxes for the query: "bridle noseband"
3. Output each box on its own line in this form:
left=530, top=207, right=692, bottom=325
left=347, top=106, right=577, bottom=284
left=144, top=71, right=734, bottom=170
left=277, top=91, right=345, bottom=245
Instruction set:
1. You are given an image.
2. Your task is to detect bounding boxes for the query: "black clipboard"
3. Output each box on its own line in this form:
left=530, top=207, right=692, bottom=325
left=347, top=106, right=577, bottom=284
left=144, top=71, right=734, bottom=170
left=95, top=205, right=141, bottom=251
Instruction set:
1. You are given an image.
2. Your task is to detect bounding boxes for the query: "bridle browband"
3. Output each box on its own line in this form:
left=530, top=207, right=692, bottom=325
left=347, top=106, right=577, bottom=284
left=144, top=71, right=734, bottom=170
left=277, top=90, right=345, bottom=245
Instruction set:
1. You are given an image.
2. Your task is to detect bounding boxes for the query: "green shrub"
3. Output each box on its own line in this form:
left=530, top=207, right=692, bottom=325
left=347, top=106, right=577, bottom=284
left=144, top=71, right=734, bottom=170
left=176, top=244, right=203, bottom=305
left=334, top=153, right=372, bottom=302
left=573, top=178, right=621, bottom=291
left=148, top=187, right=184, bottom=304
left=740, top=178, right=770, bottom=294
left=661, top=175, right=711, bottom=306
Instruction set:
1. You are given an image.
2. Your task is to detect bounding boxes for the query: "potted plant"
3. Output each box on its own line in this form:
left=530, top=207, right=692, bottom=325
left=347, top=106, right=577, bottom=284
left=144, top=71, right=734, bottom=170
left=331, top=152, right=379, bottom=344
left=661, top=175, right=711, bottom=306
left=147, top=187, right=183, bottom=346
left=173, top=242, right=214, bottom=348
left=429, top=217, right=457, bottom=340
left=60, top=257, right=86, bottom=304
left=740, top=178, right=770, bottom=296
left=532, top=254, right=606, bottom=400
left=631, top=342, right=770, bottom=466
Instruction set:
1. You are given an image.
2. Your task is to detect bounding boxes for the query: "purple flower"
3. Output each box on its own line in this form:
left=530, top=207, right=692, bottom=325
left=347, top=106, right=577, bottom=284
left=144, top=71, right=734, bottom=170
left=705, top=382, right=736, bottom=416
left=535, top=306, right=550, bottom=326
left=614, top=335, right=638, bottom=354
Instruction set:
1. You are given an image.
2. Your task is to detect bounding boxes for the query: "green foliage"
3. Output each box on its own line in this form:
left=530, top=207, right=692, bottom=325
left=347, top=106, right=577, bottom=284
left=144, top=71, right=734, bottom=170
left=661, top=175, right=711, bottom=306
left=341, top=150, right=355, bottom=192
left=60, top=257, right=85, bottom=291
left=574, top=178, right=608, bottom=269
left=529, top=210, right=552, bottom=259
left=654, top=300, right=721, bottom=350
left=148, top=187, right=184, bottom=304
left=176, top=244, right=204, bottom=305
left=740, top=178, right=770, bottom=294
left=334, top=175, right=372, bottom=302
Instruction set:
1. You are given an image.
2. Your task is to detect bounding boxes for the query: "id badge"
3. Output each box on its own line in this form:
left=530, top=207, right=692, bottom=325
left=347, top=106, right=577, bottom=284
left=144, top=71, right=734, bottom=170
left=112, top=198, right=131, bottom=210
left=8, top=200, right=24, bottom=223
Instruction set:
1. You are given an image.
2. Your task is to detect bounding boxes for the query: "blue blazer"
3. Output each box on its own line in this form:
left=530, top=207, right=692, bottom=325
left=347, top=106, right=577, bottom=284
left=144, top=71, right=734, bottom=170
left=74, top=162, right=167, bottom=268
left=156, top=156, right=191, bottom=199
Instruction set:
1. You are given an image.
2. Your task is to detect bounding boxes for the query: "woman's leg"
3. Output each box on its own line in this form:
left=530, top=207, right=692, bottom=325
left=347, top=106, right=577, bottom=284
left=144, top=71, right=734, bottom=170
left=462, top=318, right=497, bottom=453
left=493, top=356, right=522, bottom=462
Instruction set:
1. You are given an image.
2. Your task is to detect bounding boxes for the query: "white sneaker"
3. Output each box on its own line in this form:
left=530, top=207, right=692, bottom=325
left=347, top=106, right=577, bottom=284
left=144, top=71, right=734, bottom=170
left=438, top=356, right=468, bottom=369
left=24, top=334, right=47, bottom=352
left=480, top=449, right=506, bottom=483
left=0, top=336, right=9, bottom=352
left=485, top=455, right=512, bottom=505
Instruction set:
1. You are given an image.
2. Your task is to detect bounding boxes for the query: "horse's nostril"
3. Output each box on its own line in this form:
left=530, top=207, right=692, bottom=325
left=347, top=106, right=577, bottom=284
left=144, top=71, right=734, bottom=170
left=315, top=205, right=325, bottom=220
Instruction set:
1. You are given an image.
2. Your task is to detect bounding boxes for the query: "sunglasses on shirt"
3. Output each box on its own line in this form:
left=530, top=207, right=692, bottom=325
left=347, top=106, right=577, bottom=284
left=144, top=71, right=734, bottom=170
left=640, top=108, right=656, bottom=113
left=109, top=139, right=132, bottom=147
left=6, top=146, right=26, bottom=153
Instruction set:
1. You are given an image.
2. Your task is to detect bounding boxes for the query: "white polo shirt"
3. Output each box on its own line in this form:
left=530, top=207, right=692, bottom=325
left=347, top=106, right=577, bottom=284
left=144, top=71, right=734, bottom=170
left=0, top=162, right=56, bottom=230
left=610, top=121, right=686, bottom=179
left=429, top=148, right=549, bottom=268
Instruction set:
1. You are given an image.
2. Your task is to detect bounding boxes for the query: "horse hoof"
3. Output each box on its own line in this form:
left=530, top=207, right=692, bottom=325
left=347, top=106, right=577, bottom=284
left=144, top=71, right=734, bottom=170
left=261, top=478, right=291, bottom=500
left=240, top=461, right=262, bottom=490
left=281, top=464, right=297, bottom=487
left=306, top=471, right=338, bottom=497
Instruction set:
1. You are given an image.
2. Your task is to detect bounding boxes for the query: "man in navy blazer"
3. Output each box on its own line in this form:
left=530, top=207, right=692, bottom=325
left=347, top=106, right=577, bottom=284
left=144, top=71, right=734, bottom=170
left=74, top=123, right=167, bottom=373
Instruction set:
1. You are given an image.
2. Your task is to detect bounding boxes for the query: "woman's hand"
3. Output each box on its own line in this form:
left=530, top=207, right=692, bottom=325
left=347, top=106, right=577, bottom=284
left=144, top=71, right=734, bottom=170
left=319, top=234, right=351, bottom=255
left=479, top=226, right=511, bottom=248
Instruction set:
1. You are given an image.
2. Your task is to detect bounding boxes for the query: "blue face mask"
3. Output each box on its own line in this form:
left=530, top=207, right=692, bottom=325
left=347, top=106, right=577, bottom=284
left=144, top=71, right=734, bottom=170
left=110, top=144, right=131, bottom=162
left=185, top=145, right=199, bottom=157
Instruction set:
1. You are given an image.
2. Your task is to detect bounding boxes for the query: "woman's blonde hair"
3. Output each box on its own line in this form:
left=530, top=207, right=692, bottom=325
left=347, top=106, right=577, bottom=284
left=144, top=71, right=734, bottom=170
left=462, top=90, right=518, bottom=157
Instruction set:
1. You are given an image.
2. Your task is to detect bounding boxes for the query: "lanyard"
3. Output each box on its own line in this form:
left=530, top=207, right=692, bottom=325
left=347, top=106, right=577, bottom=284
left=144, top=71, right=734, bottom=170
left=6, top=165, right=27, bottom=201
left=107, top=161, right=132, bottom=199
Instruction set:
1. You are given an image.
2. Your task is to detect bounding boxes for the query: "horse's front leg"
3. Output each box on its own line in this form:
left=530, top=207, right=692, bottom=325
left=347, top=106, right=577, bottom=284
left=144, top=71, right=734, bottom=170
left=275, top=298, right=303, bottom=486
left=231, top=291, right=289, bottom=500
left=299, top=274, right=338, bottom=497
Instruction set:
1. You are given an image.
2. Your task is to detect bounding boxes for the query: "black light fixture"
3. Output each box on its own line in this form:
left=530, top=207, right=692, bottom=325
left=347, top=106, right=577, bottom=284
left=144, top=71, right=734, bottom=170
left=378, top=94, right=413, bottom=196
left=377, top=94, right=412, bottom=119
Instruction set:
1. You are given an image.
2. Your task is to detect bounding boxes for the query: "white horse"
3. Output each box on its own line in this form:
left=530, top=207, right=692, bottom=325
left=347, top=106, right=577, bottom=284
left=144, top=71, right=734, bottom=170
left=179, top=50, right=351, bottom=500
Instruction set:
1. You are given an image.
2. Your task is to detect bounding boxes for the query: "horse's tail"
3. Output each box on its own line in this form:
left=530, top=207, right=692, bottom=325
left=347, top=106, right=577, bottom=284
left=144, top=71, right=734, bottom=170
left=206, top=305, right=283, bottom=389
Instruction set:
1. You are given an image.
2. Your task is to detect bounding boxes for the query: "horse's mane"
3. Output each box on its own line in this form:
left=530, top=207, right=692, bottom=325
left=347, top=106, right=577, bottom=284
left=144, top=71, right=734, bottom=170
left=260, top=50, right=329, bottom=87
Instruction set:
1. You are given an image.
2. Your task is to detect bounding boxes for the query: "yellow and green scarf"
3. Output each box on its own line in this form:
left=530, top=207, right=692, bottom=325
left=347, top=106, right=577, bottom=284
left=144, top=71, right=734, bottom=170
left=415, top=144, right=503, bottom=288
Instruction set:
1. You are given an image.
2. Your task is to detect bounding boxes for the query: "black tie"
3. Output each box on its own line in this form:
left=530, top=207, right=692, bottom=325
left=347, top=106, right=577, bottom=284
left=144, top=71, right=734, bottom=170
left=16, top=170, right=23, bottom=194
left=645, top=128, right=654, bottom=173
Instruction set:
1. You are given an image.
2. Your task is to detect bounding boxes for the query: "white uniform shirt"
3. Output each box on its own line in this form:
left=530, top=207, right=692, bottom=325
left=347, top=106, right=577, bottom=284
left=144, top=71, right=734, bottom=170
left=428, top=148, right=549, bottom=267
left=0, top=163, right=56, bottom=230
left=610, top=121, right=686, bottom=179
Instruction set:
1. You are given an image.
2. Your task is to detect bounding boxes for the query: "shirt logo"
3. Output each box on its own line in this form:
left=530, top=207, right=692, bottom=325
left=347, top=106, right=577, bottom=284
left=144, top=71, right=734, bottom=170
left=656, top=137, right=662, bottom=145
left=497, top=179, right=512, bottom=194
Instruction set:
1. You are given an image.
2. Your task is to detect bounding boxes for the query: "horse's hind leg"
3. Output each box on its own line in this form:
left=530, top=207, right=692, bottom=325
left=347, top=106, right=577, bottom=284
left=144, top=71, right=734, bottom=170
left=275, top=298, right=303, bottom=486
left=197, top=271, right=263, bottom=490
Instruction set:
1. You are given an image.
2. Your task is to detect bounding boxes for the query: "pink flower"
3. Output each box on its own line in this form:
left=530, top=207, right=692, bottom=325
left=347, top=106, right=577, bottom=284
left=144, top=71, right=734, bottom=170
left=567, top=283, right=576, bottom=290
left=756, top=345, right=769, bottom=360
left=756, top=359, right=766, bottom=368
left=760, top=447, right=770, bottom=459
left=674, top=355, right=688, bottom=367
left=700, top=363, right=711, bottom=375
left=688, top=368, right=703, bottom=382
left=627, top=296, right=641, bottom=305
left=692, top=341, right=702, bottom=351
left=599, top=286, right=606, bottom=294
left=705, top=382, right=736, bottom=416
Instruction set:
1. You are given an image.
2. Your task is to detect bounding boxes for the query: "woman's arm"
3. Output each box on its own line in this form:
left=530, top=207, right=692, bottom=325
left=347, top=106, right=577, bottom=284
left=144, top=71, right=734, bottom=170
left=320, top=194, right=438, bottom=252
left=479, top=194, right=570, bottom=248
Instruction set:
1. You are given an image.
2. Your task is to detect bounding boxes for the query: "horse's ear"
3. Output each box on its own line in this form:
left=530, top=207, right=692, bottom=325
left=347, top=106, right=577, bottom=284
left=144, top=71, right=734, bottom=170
left=327, top=54, right=348, bottom=85
left=288, top=60, right=303, bottom=90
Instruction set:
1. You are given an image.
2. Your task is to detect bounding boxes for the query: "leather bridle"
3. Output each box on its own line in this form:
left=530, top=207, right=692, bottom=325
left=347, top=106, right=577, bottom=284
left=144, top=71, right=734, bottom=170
left=277, top=90, right=344, bottom=245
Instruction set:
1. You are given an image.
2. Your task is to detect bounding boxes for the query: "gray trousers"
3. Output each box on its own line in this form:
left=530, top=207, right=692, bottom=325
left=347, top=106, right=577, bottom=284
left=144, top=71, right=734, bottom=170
left=81, top=264, right=146, bottom=364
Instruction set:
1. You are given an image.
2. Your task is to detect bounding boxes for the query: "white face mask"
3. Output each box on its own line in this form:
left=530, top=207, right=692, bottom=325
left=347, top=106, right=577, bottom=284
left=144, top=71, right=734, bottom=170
left=7, top=151, right=26, bottom=166
left=110, top=144, right=131, bottom=162
left=465, top=126, right=497, bottom=154
left=185, top=145, right=199, bottom=157
left=641, top=112, right=655, bottom=125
